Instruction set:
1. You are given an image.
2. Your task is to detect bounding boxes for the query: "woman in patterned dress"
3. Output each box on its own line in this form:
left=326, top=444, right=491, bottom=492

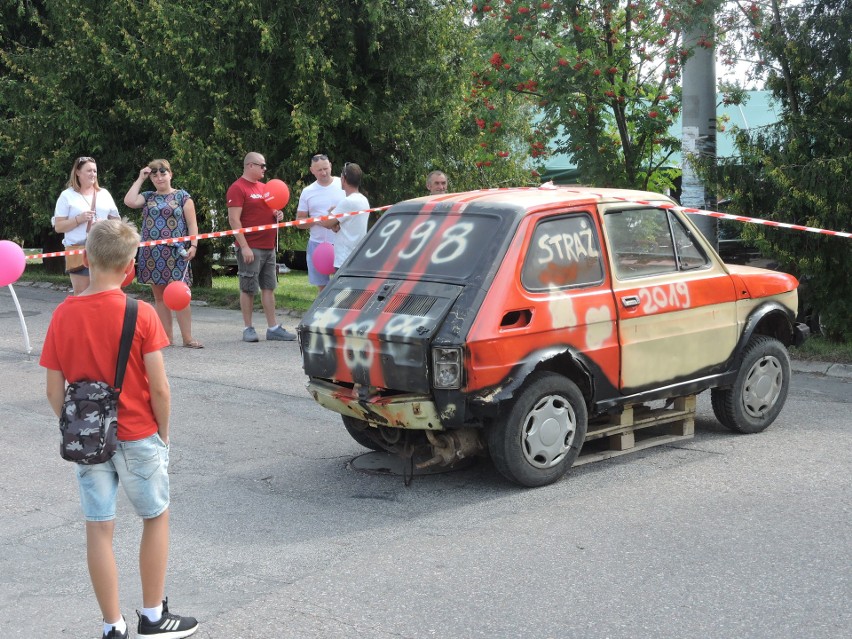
left=123, top=159, right=203, bottom=348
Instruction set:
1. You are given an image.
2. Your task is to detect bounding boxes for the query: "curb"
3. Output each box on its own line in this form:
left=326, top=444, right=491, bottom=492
left=791, top=360, right=852, bottom=380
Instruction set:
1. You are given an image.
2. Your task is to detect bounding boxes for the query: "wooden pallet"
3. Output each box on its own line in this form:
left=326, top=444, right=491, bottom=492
left=575, top=395, right=696, bottom=466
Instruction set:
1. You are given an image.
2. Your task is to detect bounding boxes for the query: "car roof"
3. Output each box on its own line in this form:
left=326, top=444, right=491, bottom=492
left=403, top=185, right=677, bottom=215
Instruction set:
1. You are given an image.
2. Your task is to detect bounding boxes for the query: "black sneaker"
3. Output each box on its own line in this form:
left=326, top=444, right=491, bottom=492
left=136, top=598, right=199, bottom=638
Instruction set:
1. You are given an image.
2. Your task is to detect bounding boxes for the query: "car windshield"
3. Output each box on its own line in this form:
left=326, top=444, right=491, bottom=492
left=346, top=210, right=510, bottom=281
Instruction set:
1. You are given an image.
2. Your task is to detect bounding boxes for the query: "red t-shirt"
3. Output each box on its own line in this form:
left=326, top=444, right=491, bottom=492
left=226, top=177, right=277, bottom=249
left=40, top=289, right=170, bottom=441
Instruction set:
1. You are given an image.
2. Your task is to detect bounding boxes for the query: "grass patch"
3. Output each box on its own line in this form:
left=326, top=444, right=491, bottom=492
left=205, top=272, right=317, bottom=313
left=790, top=335, right=852, bottom=365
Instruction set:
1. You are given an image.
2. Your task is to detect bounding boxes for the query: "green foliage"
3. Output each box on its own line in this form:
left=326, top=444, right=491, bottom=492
left=708, top=0, right=852, bottom=340
left=469, top=0, right=718, bottom=188
left=0, top=0, right=530, bottom=283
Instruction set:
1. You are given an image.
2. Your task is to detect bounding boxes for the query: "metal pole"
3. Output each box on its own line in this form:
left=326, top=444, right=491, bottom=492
left=681, top=23, right=718, bottom=249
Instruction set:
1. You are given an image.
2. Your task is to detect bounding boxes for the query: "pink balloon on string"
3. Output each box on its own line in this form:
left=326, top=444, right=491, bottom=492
left=312, top=242, right=335, bottom=275
left=0, top=240, right=27, bottom=286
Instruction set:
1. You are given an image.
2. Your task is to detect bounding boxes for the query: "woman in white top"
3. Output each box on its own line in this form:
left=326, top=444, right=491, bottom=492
left=53, top=156, right=120, bottom=294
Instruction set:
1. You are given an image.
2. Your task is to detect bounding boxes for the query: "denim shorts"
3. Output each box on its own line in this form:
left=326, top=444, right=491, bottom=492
left=75, top=434, right=170, bottom=522
left=307, top=240, right=331, bottom=286
left=236, top=247, right=277, bottom=294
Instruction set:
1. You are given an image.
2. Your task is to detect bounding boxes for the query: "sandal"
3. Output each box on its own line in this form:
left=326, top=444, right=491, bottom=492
left=183, top=340, right=204, bottom=349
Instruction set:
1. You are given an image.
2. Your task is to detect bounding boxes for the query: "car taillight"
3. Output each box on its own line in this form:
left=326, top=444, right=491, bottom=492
left=432, top=347, right=462, bottom=389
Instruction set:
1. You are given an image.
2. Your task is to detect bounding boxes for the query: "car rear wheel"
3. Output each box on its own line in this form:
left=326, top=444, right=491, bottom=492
left=342, top=416, right=386, bottom=452
left=487, top=372, right=587, bottom=487
left=711, top=335, right=790, bottom=434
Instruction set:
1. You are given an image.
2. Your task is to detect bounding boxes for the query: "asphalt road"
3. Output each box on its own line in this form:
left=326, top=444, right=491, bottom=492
left=1, top=282, right=850, bottom=639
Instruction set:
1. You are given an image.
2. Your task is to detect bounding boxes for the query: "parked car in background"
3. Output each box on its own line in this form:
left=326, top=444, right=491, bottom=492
left=298, top=186, right=809, bottom=487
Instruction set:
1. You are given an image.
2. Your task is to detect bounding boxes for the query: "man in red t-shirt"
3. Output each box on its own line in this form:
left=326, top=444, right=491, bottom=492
left=226, top=151, right=296, bottom=343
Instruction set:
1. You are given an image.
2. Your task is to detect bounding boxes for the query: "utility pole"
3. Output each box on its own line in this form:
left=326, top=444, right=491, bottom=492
left=681, top=24, right=718, bottom=249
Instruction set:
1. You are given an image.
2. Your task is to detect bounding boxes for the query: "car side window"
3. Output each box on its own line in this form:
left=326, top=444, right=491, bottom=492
left=670, top=214, right=710, bottom=270
left=604, top=207, right=708, bottom=278
left=521, top=213, right=604, bottom=291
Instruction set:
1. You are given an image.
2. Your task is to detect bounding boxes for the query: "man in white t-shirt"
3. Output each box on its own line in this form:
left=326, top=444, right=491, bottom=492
left=319, top=163, right=370, bottom=270
left=297, top=154, right=345, bottom=291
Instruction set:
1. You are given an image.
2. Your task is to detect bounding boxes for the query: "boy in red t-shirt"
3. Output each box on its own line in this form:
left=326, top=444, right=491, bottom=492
left=40, top=220, right=199, bottom=639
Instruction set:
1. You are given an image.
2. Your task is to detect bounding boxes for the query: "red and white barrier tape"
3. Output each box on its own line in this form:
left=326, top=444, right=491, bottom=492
left=547, top=185, right=852, bottom=239
left=26, top=205, right=391, bottom=260
left=23, top=189, right=851, bottom=261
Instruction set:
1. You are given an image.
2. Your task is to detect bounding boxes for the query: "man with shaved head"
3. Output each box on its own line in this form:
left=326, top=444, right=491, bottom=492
left=227, top=152, right=295, bottom=343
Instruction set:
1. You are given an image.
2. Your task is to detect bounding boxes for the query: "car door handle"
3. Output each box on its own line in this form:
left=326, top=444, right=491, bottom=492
left=621, top=295, right=640, bottom=308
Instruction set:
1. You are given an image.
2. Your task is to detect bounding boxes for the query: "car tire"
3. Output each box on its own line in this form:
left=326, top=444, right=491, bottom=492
left=487, top=372, right=587, bottom=487
left=711, top=335, right=791, bottom=434
left=342, top=416, right=386, bottom=452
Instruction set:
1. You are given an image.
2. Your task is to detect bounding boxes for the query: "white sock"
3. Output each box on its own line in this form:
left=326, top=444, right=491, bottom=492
left=141, top=604, right=163, bottom=623
left=104, top=616, right=127, bottom=635
left=269, top=323, right=281, bottom=330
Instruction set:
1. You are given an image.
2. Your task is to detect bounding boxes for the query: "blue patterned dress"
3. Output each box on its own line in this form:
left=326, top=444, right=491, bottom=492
left=137, top=189, right=193, bottom=285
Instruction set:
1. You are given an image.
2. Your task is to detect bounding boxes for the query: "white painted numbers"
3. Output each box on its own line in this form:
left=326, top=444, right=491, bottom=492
left=365, top=218, right=473, bottom=265
left=638, top=282, right=691, bottom=313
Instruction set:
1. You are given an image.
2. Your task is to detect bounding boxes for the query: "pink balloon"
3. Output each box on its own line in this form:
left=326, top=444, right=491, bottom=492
left=163, top=281, right=191, bottom=311
left=312, top=242, right=335, bottom=275
left=0, top=240, right=27, bottom=286
left=263, top=179, right=290, bottom=210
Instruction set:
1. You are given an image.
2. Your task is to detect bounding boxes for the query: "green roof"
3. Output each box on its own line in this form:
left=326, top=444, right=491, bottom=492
left=542, top=90, right=781, bottom=182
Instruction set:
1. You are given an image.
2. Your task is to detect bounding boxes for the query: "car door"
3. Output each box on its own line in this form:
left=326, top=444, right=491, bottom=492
left=602, top=205, right=739, bottom=393
left=467, top=208, right=620, bottom=394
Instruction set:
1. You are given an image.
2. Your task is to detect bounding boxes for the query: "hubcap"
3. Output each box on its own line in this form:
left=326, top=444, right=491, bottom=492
left=741, top=355, right=784, bottom=418
left=522, top=395, right=576, bottom=468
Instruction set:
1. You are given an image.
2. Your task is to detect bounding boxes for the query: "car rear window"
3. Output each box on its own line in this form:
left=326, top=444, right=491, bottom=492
left=346, top=211, right=509, bottom=280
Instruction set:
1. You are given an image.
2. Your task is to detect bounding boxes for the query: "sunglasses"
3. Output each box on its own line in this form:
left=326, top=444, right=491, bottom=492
left=249, top=162, right=267, bottom=169
left=311, top=154, right=328, bottom=162
left=76, top=156, right=95, bottom=166
left=149, top=167, right=169, bottom=175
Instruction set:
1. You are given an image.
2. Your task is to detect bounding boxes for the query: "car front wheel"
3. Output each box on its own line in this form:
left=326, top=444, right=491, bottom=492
left=711, top=335, right=791, bottom=434
left=487, top=372, right=587, bottom=487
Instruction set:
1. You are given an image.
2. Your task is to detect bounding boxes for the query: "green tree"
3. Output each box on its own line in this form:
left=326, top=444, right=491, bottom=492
left=469, top=0, right=718, bottom=189
left=0, top=0, right=532, bottom=282
left=709, top=0, right=851, bottom=339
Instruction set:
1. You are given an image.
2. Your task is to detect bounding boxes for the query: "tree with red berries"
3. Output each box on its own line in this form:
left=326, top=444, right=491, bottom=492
left=470, top=1, right=718, bottom=189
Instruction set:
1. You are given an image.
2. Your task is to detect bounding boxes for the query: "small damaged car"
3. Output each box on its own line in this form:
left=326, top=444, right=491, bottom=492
left=297, top=186, right=808, bottom=486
